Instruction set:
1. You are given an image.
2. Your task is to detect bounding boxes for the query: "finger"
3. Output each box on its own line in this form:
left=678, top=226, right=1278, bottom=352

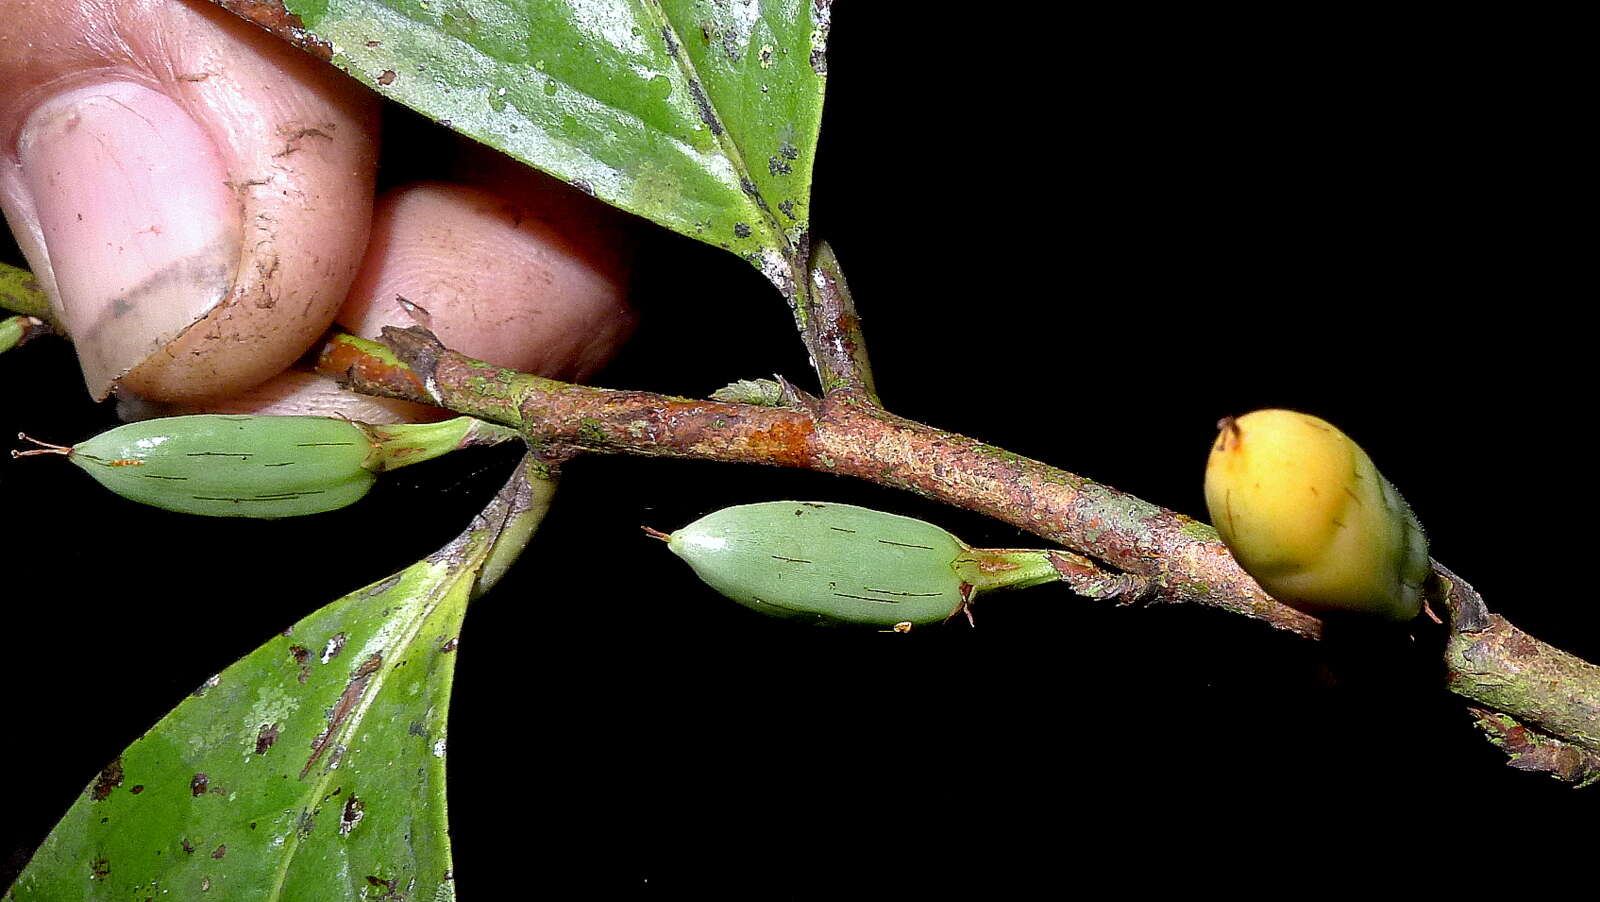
left=152, top=170, right=636, bottom=422
left=118, top=368, right=445, bottom=425
left=338, top=179, right=635, bottom=383
left=0, top=0, right=378, bottom=403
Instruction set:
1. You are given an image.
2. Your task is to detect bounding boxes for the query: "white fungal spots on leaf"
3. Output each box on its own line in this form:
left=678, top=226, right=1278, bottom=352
left=339, top=793, right=365, bottom=836
left=320, top=632, right=347, bottom=664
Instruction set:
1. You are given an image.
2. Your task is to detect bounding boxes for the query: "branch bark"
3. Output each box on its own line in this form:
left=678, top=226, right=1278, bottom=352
left=315, top=327, right=1600, bottom=785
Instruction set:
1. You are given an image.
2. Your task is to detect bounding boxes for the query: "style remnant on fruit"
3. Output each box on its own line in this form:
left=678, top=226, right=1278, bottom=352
left=1204, top=409, right=1428, bottom=621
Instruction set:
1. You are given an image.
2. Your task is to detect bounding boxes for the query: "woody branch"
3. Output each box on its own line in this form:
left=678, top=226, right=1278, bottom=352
left=316, top=326, right=1600, bottom=786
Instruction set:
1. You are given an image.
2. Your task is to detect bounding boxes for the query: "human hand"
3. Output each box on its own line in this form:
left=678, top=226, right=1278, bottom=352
left=0, top=0, right=635, bottom=422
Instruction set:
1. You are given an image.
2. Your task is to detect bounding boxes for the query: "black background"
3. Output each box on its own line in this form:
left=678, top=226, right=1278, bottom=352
left=2, top=5, right=1592, bottom=895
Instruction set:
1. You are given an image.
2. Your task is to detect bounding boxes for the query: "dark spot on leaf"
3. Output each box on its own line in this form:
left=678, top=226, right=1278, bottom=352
left=341, top=794, right=366, bottom=836
left=441, top=637, right=460, bottom=653
left=130, top=785, right=144, bottom=795
left=190, top=773, right=209, bottom=797
left=377, top=69, right=396, bottom=86
left=768, top=156, right=792, bottom=176
left=780, top=141, right=800, bottom=160
left=779, top=200, right=796, bottom=220
left=90, top=858, right=109, bottom=880
left=256, top=722, right=281, bottom=755
left=734, top=223, right=752, bottom=239
left=181, top=838, right=195, bottom=855
left=570, top=178, right=595, bottom=196
left=685, top=79, right=723, bottom=135
left=303, top=654, right=382, bottom=777
left=354, top=574, right=404, bottom=603
left=91, top=758, right=124, bottom=801
left=211, top=844, right=226, bottom=859
left=660, top=25, right=678, bottom=57
left=738, top=179, right=775, bottom=217
left=289, top=643, right=312, bottom=683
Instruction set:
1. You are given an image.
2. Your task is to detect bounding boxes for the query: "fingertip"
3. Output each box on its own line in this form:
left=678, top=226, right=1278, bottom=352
left=13, top=80, right=241, bottom=399
left=339, top=180, right=635, bottom=382
left=0, top=0, right=380, bottom=403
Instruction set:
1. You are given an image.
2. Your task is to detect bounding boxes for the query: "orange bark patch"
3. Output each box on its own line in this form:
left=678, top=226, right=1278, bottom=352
left=746, top=418, right=814, bottom=467
left=320, top=338, right=429, bottom=398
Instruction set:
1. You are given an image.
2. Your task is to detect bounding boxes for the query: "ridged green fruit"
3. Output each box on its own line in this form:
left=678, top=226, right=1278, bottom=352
left=44, top=415, right=377, bottom=518
left=661, top=501, right=1059, bottom=627
left=1204, top=409, right=1428, bottom=620
left=17, top=414, right=523, bottom=518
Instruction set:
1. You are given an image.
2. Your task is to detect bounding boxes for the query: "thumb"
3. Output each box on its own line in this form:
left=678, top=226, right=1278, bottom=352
left=0, top=0, right=378, bottom=403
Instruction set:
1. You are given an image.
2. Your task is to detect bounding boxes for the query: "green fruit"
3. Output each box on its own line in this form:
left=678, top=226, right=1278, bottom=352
left=23, top=415, right=378, bottom=518
left=659, top=501, right=1058, bottom=627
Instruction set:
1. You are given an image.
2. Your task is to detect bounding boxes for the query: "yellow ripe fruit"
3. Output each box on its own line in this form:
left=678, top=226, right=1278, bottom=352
left=1204, top=409, right=1428, bottom=621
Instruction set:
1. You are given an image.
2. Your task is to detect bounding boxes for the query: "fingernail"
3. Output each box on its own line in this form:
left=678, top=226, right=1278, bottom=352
left=19, top=81, right=239, bottom=398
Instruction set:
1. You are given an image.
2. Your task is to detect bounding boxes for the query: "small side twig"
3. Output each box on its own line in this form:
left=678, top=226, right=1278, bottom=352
left=1436, top=561, right=1600, bottom=782
left=1469, top=708, right=1600, bottom=787
left=801, top=241, right=879, bottom=405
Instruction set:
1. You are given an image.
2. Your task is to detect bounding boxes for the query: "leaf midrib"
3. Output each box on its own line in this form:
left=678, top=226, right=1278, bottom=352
left=262, top=563, right=467, bottom=901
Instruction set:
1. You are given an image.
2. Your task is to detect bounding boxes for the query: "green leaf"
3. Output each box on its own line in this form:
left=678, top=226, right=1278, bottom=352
left=0, top=261, right=56, bottom=327
left=237, top=0, right=829, bottom=289
left=7, top=465, right=553, bottom=901
left=0, top=315, right=26, bottom=355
